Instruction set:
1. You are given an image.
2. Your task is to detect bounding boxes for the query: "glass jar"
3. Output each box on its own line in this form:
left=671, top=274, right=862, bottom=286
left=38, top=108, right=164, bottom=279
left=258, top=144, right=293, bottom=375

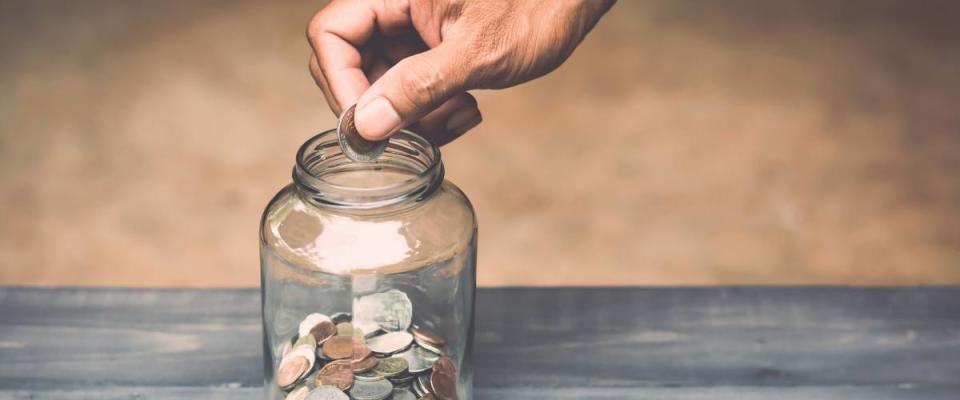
left=260, top=129, right=477, bottom=400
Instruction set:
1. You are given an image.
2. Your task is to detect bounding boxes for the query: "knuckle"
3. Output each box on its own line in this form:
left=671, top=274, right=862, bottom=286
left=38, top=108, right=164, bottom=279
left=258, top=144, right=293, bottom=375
left=398, top=60, right=445, bottom=106
left=305, top=10, right=327, bottom=40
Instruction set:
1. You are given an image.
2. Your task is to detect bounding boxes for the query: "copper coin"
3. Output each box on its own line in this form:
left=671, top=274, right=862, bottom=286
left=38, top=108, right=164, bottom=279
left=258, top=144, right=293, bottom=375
left=311, top=321, right=337, bottom=344
left=285, top=385, right=310, bottom=400
left=411, top=326, right=445, bottom=346
left=351, top=354, right=379, bottom=373
left=314, top=360, right=354, bottom=391
left=429, top=369, right=457, bottom=400
left=276, top=355, right=309, bottom=388
left=432, top=356, right=456, bottom=378
left=298, top=313, right=332, bottom=338
left=322, top=336, right=354, bottom=360
left=352, top=339, right=372, bottom=361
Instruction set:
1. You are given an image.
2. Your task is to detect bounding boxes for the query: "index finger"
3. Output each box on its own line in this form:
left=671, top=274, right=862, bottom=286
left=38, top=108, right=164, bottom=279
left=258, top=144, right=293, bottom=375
left=306, top=0, right=412, bottom=111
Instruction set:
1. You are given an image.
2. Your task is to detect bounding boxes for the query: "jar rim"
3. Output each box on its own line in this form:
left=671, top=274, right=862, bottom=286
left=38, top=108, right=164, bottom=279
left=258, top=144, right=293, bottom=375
left=293, top=129, right=444, bottom=209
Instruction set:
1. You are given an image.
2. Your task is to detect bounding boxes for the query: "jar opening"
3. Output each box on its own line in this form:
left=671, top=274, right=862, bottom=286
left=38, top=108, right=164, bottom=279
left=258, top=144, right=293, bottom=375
left=293, top=129, right=443, bottom=209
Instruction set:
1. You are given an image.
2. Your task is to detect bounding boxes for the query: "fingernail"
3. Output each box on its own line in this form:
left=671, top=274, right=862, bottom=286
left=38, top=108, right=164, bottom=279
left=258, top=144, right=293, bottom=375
left=445, top=107, right=482, bottom=138
left=355, top=97, right=401, bottom=140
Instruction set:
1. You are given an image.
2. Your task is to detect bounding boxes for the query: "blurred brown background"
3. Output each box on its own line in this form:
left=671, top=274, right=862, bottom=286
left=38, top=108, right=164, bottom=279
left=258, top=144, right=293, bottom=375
left=1, top=0, right=958, bottom=287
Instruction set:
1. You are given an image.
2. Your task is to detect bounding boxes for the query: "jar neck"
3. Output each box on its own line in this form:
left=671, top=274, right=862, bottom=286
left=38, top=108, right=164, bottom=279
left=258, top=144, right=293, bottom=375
left=293, top=129, right=444, bottom=211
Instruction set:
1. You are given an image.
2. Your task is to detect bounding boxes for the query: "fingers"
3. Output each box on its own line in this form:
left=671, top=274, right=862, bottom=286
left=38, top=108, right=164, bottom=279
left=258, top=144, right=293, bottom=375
left=309, top=54, right=342, bottom=115
left=353, top=44, right=472, bottom=140
left=415, top=93, right=482, bottom=146
left=307, top=0, right=412, bottom=114
left=308, top=0, right=481, bottom=144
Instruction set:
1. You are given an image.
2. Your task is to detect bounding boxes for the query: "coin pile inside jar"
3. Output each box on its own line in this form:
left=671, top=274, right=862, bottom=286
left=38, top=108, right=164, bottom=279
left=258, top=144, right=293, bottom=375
left=275, top=291, right=458, bottom=400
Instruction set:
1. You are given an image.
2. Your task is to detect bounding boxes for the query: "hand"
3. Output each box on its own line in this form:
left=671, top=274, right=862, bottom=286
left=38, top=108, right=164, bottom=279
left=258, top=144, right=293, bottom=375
left=307, top=0, right=615, bottom=145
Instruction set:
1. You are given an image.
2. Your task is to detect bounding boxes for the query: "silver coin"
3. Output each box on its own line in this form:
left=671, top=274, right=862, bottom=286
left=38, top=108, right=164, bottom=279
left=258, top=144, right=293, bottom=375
left=364, top=328, right=387, bottom=339
left=337, top=104, right=388, bottom=162
left=367, top=331, right=414, bottom=355
left=352, top=321, right=384, bottom=339
left=349, top=377, right=394, bottom=400
left=298, top=313, right=332, bottom=338
left=416, top=374, right=432, bottom=395
left=354, top=369, right=382, bottom=382
left=388, top=373, right=415, bottom=386
left=411, top=377, right=426, bottom=397
left=396, top=346, right=433, bottom=374
left=305, top=385, right=349, bottom=400
left=391, top=388, right=417, bottom=400
left=414, top=338, right=444, bottom=356
left=414, top=345, right=440, bottom=363
left=354, top=290, right=413, bottom=332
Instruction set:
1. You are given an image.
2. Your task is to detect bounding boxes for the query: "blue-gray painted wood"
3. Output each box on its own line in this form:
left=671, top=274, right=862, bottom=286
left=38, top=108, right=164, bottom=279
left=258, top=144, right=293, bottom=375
left=1, top=287, right=958, bottom=399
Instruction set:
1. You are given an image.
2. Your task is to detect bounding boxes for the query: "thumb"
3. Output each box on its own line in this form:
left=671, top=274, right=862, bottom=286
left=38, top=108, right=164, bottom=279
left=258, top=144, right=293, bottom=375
left=353, top=45, right=471, bottom=140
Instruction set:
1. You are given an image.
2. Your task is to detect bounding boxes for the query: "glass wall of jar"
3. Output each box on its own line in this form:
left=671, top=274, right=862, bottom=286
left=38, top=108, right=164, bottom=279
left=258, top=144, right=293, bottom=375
left=260, top=129, right=477, bottom=400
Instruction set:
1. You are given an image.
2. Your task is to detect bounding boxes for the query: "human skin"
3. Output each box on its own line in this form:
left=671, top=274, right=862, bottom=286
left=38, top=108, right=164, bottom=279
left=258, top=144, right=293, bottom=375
left=307, top=0, right=616, bottom=145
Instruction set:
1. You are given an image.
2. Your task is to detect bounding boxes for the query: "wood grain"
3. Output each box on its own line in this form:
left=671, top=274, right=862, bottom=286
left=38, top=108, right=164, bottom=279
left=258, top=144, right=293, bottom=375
left=1, top=287, right=958, bottom=399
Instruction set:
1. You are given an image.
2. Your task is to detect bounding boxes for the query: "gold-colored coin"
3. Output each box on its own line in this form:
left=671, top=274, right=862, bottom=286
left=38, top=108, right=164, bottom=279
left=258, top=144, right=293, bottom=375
left=293, top=333, right=316, bottom=352
left=336, top=322, right=354, bottom=337
left=372, top=356, right=408, bottom=378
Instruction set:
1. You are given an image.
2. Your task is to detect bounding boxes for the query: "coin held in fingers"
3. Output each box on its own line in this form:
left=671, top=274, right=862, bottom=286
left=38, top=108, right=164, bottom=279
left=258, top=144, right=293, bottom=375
left=338, top=104, right=388, bottom=162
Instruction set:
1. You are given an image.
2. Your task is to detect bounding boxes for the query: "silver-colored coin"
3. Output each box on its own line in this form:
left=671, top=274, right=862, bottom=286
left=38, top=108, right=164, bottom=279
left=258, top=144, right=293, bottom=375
left=348, top=377, right=394, bottom=400
left=414, top=338, right=444, bottom=356
left=305, top=385, right=349, bottom=400
left=337, top=104, right=388, bottom=162
left=416, top=374, right=432, bottom=395
left=367, top=331, right=414, bottom=355
left=414, top=345, right=440, bottom=363
left=396, top=346, right=434, bottom=374
left=392, top=388, right=418, bottom=400
left=354, top=290, right=413, bottom=332
left=299, top=313, right=332, bottom=339
left=412, top=377, right=426, bottom=397
left=354, top=369, right=382, bottom=382
left=388, top=373, right=415, bottom=386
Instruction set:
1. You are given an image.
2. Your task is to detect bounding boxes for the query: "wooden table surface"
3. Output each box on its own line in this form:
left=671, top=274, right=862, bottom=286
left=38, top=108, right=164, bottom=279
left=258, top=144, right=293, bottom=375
left=1, top=287, right=958, bottom=399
